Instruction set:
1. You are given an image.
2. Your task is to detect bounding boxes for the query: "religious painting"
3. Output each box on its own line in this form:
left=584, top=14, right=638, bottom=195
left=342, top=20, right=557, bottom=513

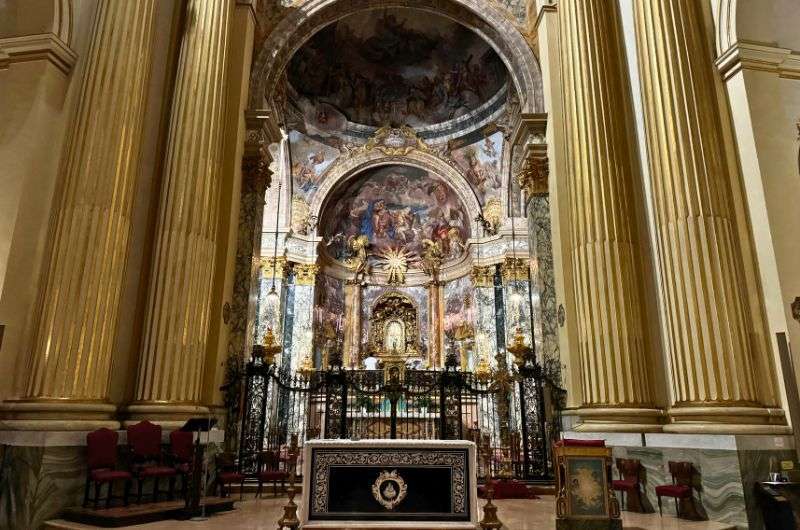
left=451, top=131, right=504, bottom=205
left=443, top=276, right=475, bottom=341
left=289, top=130, right=340, bottom=201
left=314, top=274, right=345, bottom=342
left=324, top=165, right=470, bottom=269
left=287, top=8, right=507, bottom=129
left=565, top=457, right=609, bottom=517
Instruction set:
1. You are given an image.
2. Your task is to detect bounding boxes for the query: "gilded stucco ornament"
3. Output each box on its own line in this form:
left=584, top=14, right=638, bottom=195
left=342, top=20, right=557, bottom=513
left=376, top=246, right=411, bottom=285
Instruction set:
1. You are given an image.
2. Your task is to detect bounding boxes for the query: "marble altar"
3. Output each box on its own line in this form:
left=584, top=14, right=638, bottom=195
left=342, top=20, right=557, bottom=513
left=299, top=439, right=479, bottom=529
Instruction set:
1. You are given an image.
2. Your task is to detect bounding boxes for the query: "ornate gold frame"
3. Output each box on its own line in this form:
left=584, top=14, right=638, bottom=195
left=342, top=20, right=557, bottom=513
left=365, top=291, right=421, bottom=359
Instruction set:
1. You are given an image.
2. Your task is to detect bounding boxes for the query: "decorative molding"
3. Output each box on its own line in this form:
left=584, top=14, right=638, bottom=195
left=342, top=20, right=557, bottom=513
left=0, top=33, right=77, bottom=74
left=716, top=40, right=800, bottom=81
left=510, top=114, right=549, bottom=200
left=243, top=108, right=282, bottom=159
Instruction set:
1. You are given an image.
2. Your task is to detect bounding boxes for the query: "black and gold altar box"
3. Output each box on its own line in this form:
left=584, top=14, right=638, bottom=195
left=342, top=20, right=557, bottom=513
left=299, top=439, right=479, bottom=529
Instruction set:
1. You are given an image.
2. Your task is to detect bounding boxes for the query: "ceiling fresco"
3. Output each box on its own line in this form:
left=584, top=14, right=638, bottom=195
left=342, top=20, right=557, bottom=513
left=287, top=8, right=507, bottom=130
left=323, top=165, right=471, bottom=268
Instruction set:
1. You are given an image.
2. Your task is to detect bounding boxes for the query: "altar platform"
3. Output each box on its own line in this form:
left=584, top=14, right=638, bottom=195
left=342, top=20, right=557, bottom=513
left=300, top=439, right=479, bottom=529
left=44, top=496, right=737, bottom=529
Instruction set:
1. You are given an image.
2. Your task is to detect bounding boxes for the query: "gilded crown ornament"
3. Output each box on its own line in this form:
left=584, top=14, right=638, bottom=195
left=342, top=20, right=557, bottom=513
left=261, top=327, right=282, bottom=365
left=507, top=328, right=533, bottom=367
left=298, top=352, right=315, bottom=377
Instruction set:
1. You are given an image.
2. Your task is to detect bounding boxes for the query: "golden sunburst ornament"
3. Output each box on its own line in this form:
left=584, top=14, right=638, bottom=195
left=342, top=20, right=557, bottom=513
left=377, top=246, right=413, bottom=285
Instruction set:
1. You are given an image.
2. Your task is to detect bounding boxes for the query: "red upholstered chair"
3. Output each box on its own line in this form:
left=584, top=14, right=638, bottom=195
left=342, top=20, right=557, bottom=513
left=169, top=430, right=194, bottom=498
left=655, top=461, right=701, bottom=519
left=127, top=421, right=177, bottom=503
left=215, top=452, right=245, bottom=499
left=84, top=428, right=132, bottom=508
left=256, top=449, right=289, bottom=497
left=557, top=438, right=606, bottom=447
left=612, top=458, right=644, bottom=512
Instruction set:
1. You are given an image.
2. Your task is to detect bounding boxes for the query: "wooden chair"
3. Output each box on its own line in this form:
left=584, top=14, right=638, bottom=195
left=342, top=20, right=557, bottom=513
left=215, top=452, right=245, bottom=499
left=84, top=428, right=131, bottom=508
left=612, top=458, right=644, bottom=512
left=655, top=461, right=702, bottom=519
left=168, top=430, right=194, bottom=499
left=127, top=420, right=177, bottom=503
left=256, top=449, right=289, bottom=497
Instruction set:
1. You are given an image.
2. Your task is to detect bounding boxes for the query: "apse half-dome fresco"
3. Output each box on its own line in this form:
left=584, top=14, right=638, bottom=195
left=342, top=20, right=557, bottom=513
left=288, top=8, right=507, bottom=129
left=323, top=165, right=470, bottom=267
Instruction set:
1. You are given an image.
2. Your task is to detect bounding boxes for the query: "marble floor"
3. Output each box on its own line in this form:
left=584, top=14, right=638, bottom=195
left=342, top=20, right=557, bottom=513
left=45, top=495, right=737, bottom=530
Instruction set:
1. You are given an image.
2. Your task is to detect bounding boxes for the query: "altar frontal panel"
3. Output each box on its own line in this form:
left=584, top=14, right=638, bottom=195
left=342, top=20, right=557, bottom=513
left=308, top=447, right=471, bottom=522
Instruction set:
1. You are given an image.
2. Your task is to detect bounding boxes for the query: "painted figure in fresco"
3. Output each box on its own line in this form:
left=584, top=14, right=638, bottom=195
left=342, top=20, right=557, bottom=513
left=393, top=207, right=416, bottom=242
left=287, top=9, right=506, bottom=128
left=325, top=166, right=469, bottom=270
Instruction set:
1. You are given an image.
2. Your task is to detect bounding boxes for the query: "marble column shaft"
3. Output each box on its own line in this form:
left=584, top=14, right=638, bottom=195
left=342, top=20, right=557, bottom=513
left=427, top=281, right=445, bottom=369
left=633, top=0, right=782, bottom=427
left=133, top=0, right=232, bottom=416
left=343, top=281, right=362, bottom=368
left=5, top=1, right=157, bottom=426
left=559, top=0, right=657, bottom=425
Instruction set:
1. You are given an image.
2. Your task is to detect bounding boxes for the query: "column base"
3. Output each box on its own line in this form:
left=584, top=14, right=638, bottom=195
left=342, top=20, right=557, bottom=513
left=573, top=407, right=664, bottom=433
left=663, top=406, right=790, bottom=434
left=124, top=402, right=211, bottom=430
left=0, top=400, right=119, bottom=430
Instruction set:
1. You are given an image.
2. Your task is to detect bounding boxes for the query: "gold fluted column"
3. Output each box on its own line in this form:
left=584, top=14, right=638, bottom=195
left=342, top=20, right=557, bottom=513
left=343, top=280, right=362, bottom=368
left=633, top=1, right=785, bottom=433
left=559, top=0, right=660, bottom=431
left=0, top=1, right=157, bottom=430
left=128, top=0, right=232, bottom=425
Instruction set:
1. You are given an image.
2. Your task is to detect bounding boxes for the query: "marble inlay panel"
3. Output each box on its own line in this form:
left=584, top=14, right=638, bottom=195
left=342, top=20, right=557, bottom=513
left=612, top=446, right=755, bottom=529
left=290, top=285, right=315, bottom=370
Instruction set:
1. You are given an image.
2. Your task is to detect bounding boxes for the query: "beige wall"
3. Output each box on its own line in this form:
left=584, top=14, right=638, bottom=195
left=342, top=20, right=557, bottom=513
left=0, top=0, right=98, bottom=401
left=717, top=0, right=800, bottom=417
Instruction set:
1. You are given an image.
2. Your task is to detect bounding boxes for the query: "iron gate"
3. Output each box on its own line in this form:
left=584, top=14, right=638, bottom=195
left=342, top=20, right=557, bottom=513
left=238, top=356, right=565, bottom=480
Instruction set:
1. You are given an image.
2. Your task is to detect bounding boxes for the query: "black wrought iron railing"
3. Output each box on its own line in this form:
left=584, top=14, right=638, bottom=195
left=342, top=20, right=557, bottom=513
left=238, top=361, right=565, bottom=481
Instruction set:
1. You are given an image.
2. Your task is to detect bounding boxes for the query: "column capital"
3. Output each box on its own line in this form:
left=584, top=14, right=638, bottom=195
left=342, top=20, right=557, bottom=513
left=501, top=258, right=527, bottom=284
left=292, top=262, right=319, bottom=285
left=260, top=256, right=287, bottom=278
left=471, top=265, right=495, bottom=288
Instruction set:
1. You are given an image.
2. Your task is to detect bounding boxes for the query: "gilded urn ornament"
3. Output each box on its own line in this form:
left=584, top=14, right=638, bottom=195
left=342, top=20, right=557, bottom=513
left=372, top=470, right=408, bottom=510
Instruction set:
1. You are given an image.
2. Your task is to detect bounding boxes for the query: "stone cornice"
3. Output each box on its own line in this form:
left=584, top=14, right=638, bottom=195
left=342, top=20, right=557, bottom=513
left=716, top=40, right=800, bottom=81
left=0, top=33, right=77, bottom=75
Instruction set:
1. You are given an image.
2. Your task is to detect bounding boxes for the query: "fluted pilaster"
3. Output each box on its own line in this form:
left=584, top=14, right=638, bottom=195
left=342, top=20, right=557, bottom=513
left=130, top=0, right=232, bottom=424
left=0, top=1, right=157, bottom=430
left=633, top=0, right=784, bottom=432
left=559, top=0, right=659, bottom=430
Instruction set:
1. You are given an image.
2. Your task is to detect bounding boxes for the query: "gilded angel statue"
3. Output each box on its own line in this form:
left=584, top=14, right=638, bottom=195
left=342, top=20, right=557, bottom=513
left=326, top=233, right=370, bottom=281
left=420, top=238, right=444, bottom=278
